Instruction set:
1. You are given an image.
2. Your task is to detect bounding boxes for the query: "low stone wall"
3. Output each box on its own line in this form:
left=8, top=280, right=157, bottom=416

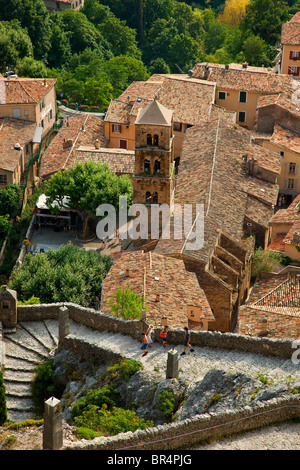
left=17, top=303, right=143, bottom=340
left=64, top=396, right=300, bottom=450
left=17, top=302, right=296, bottom=359
left=60, top=335, right=124, bottom=365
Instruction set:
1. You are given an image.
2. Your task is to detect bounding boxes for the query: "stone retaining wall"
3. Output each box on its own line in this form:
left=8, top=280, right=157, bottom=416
left=64, top=396, right=300, bottom=450
left=17, top=303, right=296, bottom=359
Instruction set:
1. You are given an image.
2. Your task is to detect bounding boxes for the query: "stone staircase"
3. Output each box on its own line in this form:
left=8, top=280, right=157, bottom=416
left=3, top=320, right=58, bottom=422
left=3, top=319, right=300, bottom=423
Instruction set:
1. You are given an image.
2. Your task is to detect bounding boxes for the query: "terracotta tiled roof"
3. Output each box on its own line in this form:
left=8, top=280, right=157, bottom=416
left=0, top=77, right=56, bottom=104
left=154, top=118, right=280, bottom=263
left=257, top=91, right=300, bottom=119
left=269, top=124, right=300, bottom=154
left=266, top=235, right=286, bottom=253
left=75, top=146, right=135, bottom=174
left=238, top=272, right=300, bottom=339
left=0, top=118, right=36, bottom=172
left=281, top=12, right=300, bottom=45
left=101, top=250, right=215, bottom=328
left=104, top=75, right=216, bottom=126
left=39, top=114, right=108, bottom=178
left=269, top=193, right=300, bottom=224
left=192, top=63, right=293, bottom=94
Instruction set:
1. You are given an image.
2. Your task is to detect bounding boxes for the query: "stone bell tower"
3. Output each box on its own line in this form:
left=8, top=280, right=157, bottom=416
left=132, top=100, right=175, bottom=244
left=133, top=99, right=175, bottom=219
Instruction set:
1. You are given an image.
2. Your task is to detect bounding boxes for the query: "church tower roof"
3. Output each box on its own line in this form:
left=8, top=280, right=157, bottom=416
left=135, top=100, right=173, bottom=126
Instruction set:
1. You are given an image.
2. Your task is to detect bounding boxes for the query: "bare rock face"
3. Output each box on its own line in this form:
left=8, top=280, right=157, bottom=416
left=117, top=370, right=189, bottom=424
left=175, top=369, right=300, bottom=421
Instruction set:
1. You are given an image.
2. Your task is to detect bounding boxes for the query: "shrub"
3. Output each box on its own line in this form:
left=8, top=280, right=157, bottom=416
left=158, top=391, right=176, bottom=419
left=31, top=360, right=64, bottom=415
left=0, top=369, right=7, bottom=425
left=74, top=404, right=153, bottom=435
left=251, top=248, right=281, bottom=279
left=71, top=385, right=120, bottom=422
left=75, top=427, right=101, bottom=440
left=104, top=359, right=143, bottom=386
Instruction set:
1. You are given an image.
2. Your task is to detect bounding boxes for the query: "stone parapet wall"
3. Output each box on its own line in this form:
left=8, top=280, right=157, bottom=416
left=17, top=303, right=295, bottom=359
left=64, top=396, right=300, bottom=450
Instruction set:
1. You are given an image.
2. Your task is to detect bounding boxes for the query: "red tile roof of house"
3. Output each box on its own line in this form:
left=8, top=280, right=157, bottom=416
left=0, top=118, right=36, bottom=172
left=281, top=12, right=300, bottom=45
left=76, top=146, right=135, bottom=174
left=101, top=250, right=215, bottom=328
left=269, top=124, right=300, bottom=154
left=238, top=272, right=300, bottom=339
left=192, top=62, right=294, bottom=94
left=154, top=118, right=280, bottom=264
left=104, top=74, right=216, bottom=126
left=39, top=114, right=108, bottom=178
left=0, top=77, right=56, bottom=105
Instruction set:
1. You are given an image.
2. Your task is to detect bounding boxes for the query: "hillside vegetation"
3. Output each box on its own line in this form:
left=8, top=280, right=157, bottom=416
left=0, top=0, right=296, bottom=108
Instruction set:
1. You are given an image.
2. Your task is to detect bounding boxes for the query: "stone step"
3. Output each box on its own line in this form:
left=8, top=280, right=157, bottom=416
left=5, top=382, right=32, bottom=397
left=4, top=357, right=36, bottom=371
left=6, top=396, right=35, bottom=411
left=6, top=409, right=40, bottom=423
left=4, top=369, right=34, bottom=383
left=19, top=321, right=58, bottom=351
left=7, top=326, right=51, bottom=357
left=4, top=338, right=49, bottom=362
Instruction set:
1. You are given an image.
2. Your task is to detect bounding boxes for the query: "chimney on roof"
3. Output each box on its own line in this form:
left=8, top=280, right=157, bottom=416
left=225, top=64, right=229, bottom=71
left=156, top=293, right=160, bottom=302
left=95, top=139, right=100, bottom=149
left=62, top=138, right=73, bottom=149
left=242, top=154, right=248, bottom=173
left=126, top=268, right=130, bottom=277
left=293, top=231, right=300, bottom=243
left=259, top=317, right=269, bottom=336
left=242, top=62, right=248, bottom=69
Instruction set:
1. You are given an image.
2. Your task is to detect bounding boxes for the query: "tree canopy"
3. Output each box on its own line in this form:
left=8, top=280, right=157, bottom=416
left=1, top=0, right=297, bottom=108
left=45, top=161, right=133, bottom=238
left=8, top=243, right=112, bottom=307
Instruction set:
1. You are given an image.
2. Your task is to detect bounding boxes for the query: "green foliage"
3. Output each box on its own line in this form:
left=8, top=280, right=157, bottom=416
left=108, top=284, right=147, bottom=320
left=104, top=359, right=143, bottom=386
left=17, top=56, right=47, bottom=78
left=17, top=296, right=41, bottom=305
left=8, top=243, right=112, bottom=307
left=0, top=368, right=7, bottom=425
left=242, top=0, right=290, bottom=46
left=0, top=20, right=33, bottom=73
left=73, top=404, right=153, bottom=435
left=0, top=215, right=13, bottom=245
left=45, top=161, right=133, bottom=238
left=0, top=0, right=51, bottom=62
left=0, top=184, right=20, bottom=217
left=31, top=360, right=64, bottom=416
left=251, top=248, right=282, bottom=279
left=75, top=427, right=101, bottom=440
left=158, top=390, right=176, bottom=418
left=71, top=385, right=120, bottom=422
left=6, top=419, right=43, bottom=430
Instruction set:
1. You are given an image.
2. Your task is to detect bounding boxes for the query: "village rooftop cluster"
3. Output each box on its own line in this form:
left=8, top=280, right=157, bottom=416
left=2, top=13, right=300, bottom=339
